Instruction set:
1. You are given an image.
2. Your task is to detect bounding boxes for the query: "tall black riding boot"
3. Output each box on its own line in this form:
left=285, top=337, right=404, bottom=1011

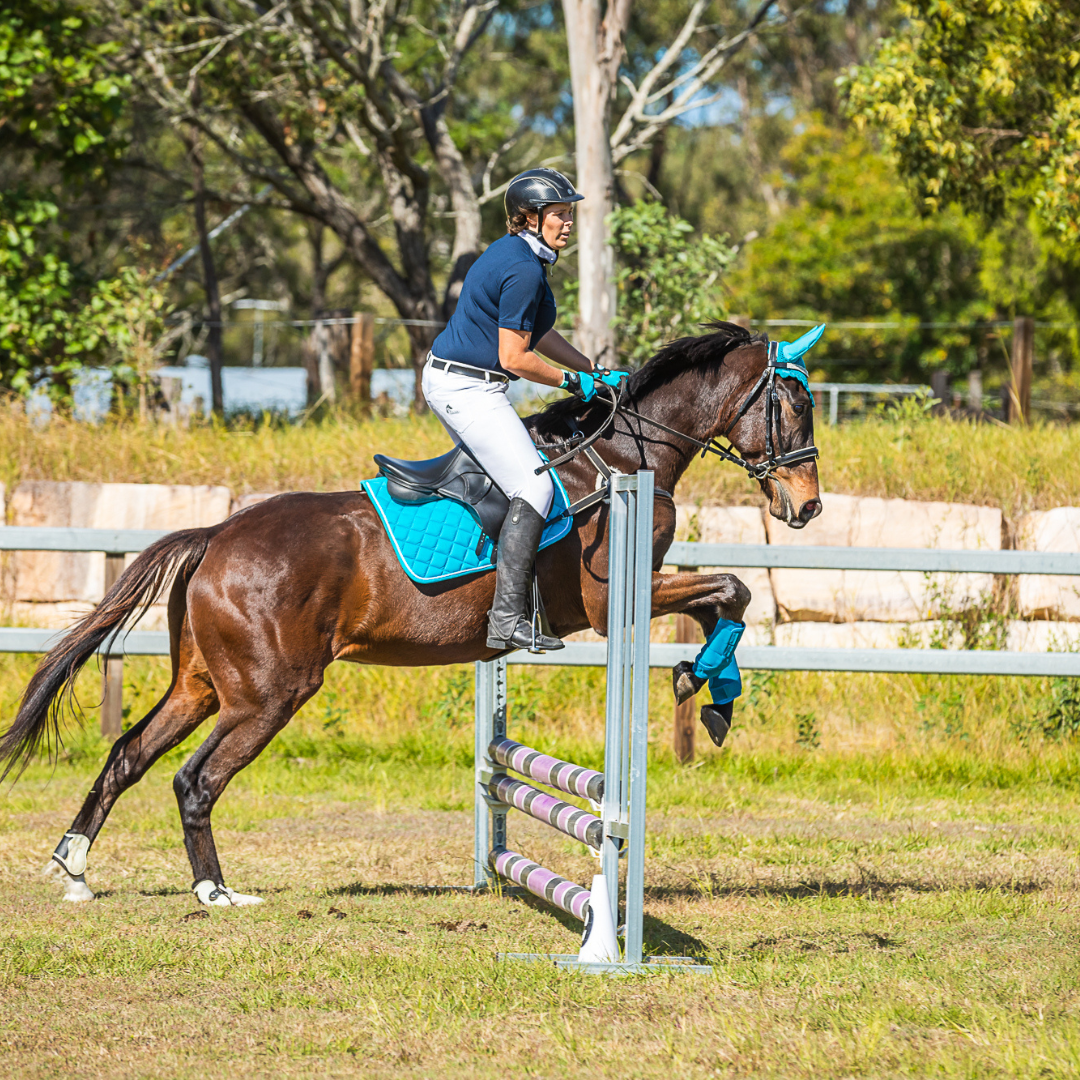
left=486, top=497, right=564, bottom=651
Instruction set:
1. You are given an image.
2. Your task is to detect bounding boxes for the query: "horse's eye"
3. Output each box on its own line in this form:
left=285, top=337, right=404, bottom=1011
left=793, top=403, right=806, bottom=416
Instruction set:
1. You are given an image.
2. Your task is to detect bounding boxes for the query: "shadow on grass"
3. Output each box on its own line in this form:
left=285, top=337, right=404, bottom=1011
left=646, top=878, right=1051, bottom=901
left=331, top=880, right=710, bottom=959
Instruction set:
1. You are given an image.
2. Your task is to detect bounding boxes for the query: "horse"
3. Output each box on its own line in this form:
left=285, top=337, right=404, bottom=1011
left=0, top=322, right=820, bottom=905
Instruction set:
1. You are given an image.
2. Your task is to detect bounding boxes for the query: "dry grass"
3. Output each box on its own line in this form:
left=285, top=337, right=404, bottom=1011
left=2, top=398, right=1079, bottom=517
left=2, top=656, right=1080, bottom=1077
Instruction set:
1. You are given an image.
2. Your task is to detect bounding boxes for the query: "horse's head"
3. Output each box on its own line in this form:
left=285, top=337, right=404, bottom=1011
left=721, top=338, right=822, bottom=529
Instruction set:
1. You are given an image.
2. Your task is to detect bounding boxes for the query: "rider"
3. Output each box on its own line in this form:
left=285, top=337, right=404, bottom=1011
left=424, top=168, right=627, bottom=652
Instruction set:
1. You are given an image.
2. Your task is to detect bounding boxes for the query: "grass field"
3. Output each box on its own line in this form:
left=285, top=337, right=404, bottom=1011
left=2, top=656, right=1080, bottom=1078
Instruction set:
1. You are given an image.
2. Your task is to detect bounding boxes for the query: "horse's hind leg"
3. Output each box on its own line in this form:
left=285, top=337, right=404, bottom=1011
left=48, top=630, right=218, bottom=902
left=173, top=677, right=323, bottom=908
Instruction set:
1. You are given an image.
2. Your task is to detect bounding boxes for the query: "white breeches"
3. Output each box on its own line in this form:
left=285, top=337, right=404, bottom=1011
left=422, top=360, right=554, bottom=518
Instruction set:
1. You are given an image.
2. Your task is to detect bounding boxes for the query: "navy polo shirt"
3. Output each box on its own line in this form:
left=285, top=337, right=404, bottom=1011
left=432, top=233, right=557, bottom=379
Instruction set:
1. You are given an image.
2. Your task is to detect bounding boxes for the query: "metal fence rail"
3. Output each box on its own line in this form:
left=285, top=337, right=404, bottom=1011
left=1, top=527, right=1078, bottom=680
left=0, top=527, right=168, bottom=552
left=3, top=629, right=1076, bottom=678
left=809, top=382, right=929, bottom=427
left=664, top=542, right=1080, bottom=576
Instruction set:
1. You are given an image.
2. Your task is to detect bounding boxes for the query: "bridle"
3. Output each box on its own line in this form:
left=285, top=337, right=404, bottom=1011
left=539, top=340, right=819, bottom=484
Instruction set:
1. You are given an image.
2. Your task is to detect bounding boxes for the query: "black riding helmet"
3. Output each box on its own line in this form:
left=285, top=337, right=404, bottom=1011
left=504, top=168, right=583, bottom=253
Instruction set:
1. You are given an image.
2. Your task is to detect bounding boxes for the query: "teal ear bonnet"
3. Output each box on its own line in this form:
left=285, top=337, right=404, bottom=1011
left=773, top=323, right=825, bottom=406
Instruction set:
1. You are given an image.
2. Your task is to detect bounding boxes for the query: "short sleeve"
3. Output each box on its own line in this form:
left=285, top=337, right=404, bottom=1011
left=497, top=261, right=544, bottom=332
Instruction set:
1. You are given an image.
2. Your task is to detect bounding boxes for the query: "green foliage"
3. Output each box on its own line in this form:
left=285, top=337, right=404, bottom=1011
left=1039, top=677, right=1080, bottom=740
left=729, top=122, right=994, bottom=379
left=0, top=197, right=167, bottom=395
left=0, top=1, right=129, bottom=178
left=0, top=2, right=159, bottom=398
left=728, top=121, right=1080, bottom=380
left=845, top=0, right=1080, bottom=243
left=596, top=201, right=735, bottom=366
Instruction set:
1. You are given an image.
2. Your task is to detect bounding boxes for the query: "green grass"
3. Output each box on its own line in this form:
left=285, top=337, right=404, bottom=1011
left=3, top=658, right=1080, bottom=1077
left=3, top=397, right=1080, bottom=517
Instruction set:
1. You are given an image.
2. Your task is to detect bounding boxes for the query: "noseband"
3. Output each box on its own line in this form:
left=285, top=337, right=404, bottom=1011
left=611, top=340, right=820, bottom=483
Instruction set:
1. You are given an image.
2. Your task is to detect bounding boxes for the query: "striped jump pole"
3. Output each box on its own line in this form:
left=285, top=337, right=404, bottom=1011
left=488, top=738, right=605, bottom=802
left=473, top=471, right=710, bottom=975
left=488, top=775, right=604, bottom=849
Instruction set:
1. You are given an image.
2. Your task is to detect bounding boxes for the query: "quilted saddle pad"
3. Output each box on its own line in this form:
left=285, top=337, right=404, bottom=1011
left=361, top=465, right=573, bottom=584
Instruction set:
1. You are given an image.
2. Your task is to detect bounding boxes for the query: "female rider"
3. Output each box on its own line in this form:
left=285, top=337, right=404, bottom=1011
left=424, top=168, right=627, bottom=652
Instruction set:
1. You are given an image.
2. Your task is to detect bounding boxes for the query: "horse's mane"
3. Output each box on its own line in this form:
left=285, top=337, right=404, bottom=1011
left=528, top=321, right=767, bottom=443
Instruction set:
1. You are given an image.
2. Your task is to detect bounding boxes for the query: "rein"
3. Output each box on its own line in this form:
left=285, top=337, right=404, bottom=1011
left=616, top=340, right=819, bottom=482
left=537, top=340, right=819, bottom=488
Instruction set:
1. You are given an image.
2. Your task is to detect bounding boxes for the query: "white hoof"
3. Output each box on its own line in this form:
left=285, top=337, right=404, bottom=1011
left=222, top=886, right=263, bottom=907
left=62, top=877, right=96, bottom=903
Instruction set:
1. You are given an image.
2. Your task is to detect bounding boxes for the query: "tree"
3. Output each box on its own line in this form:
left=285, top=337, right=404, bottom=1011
left=562, top=0, right=781, bottom=364
left=845, top=0, right=1080, bottom=242
left=727, top=123, right=994, bottom=381
left=604, top=200, right=735, bottom=366
left=123, top=0, right=515, bottom=407
left=0, top=1, right=152, bottom=396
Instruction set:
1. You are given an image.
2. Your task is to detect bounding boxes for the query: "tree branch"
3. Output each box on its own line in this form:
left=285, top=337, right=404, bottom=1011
left=610, top=0, right=782, bottom=164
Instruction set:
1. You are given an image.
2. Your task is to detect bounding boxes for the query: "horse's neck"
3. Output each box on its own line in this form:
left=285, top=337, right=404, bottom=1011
left=600, top=373, right=729, bottom=495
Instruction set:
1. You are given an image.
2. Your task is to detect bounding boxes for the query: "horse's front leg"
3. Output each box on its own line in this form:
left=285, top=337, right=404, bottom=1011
left=651, top=571, right=752, bottom=748
left=650, top=570, right=751, bottom=635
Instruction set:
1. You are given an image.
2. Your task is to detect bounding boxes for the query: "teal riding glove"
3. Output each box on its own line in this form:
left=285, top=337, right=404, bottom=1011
left=562, top=370, right=598, bottom=401
left=596, top=368, right=630, bottom=390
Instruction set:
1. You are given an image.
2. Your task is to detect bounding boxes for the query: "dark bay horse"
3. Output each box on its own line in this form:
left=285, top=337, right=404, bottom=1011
left=1, top=323, right=820, bottom=904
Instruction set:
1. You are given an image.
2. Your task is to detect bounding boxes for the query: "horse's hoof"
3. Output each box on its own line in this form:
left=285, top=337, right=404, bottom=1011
left=222, top=887, right=263, bottom=907
left=61, top=878, right=96, bottom=902
left=700, top=702, right=733, bottom=748
left=672, top=661, right=706, bottom=705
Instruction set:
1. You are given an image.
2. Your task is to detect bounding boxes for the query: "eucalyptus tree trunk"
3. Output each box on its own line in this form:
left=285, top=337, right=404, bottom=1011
left=562, top=0, right=629, bottom=368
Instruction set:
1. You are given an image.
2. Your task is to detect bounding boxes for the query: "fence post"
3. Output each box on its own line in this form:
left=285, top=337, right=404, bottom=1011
left=349, top=312, right=374, bottom=405
left=829, top=386, right=839, bottom=426
left=1010, top=316, right=1034, bottom=424
left=101, top=554, right=124, bottom=740
left=673, top=611, right=697, bottom=763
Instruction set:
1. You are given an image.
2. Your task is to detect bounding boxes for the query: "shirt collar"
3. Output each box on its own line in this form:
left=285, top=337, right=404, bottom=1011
left=518, top=229, right=557, bottom=264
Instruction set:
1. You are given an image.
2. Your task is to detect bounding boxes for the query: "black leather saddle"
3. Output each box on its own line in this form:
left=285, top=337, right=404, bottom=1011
left=374, top=444, right=511, bottom=542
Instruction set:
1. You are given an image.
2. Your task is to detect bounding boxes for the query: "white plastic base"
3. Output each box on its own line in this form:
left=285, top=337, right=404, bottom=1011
left=500, top=953, right=712, bottom=975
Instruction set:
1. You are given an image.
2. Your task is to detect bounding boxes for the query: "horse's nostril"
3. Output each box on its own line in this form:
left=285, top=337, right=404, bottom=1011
left=799, top=500, right=819, bottom=522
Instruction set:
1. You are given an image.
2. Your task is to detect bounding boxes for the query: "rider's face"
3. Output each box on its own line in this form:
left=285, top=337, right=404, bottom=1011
left=527, top=203, right=574, bottom=249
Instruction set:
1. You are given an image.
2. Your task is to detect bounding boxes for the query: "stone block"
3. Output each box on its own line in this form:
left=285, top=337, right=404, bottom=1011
left=7, top=481, right=231, bottom=602
left=1006, top=621, right=1080, bottom=652
left=773, top=621, right=962, bottom=649
left=9, top=601, right=169, bottom=631
left=764, top=493, right=1001, bottom=622
left=670, top=503, right=775, bottom=627
left=1015, top=508, right=1080, bottom=620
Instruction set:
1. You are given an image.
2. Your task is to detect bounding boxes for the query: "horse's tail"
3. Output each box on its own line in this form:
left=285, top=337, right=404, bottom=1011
left=0, top=528, right=211, bottom=781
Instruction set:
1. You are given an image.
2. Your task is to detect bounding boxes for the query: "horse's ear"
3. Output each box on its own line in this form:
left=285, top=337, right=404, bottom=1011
left=777, top=324, right=825, bottom=363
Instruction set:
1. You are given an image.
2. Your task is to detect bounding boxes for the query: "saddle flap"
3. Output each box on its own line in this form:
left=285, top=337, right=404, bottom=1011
left=376, top=443, right=511, bottom=540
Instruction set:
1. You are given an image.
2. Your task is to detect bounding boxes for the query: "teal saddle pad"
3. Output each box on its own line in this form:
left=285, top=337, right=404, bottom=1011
left=361, top=464, right=573, bottom=584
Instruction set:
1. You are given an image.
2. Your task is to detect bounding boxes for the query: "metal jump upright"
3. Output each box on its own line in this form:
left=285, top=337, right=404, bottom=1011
left=474, top=470, right=710, bottom=974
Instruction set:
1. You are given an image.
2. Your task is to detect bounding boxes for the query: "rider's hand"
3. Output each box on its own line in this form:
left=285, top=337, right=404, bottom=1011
left=594, top=368, right=630, bottom=390
left=561, top=370, right=597, bottom=401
